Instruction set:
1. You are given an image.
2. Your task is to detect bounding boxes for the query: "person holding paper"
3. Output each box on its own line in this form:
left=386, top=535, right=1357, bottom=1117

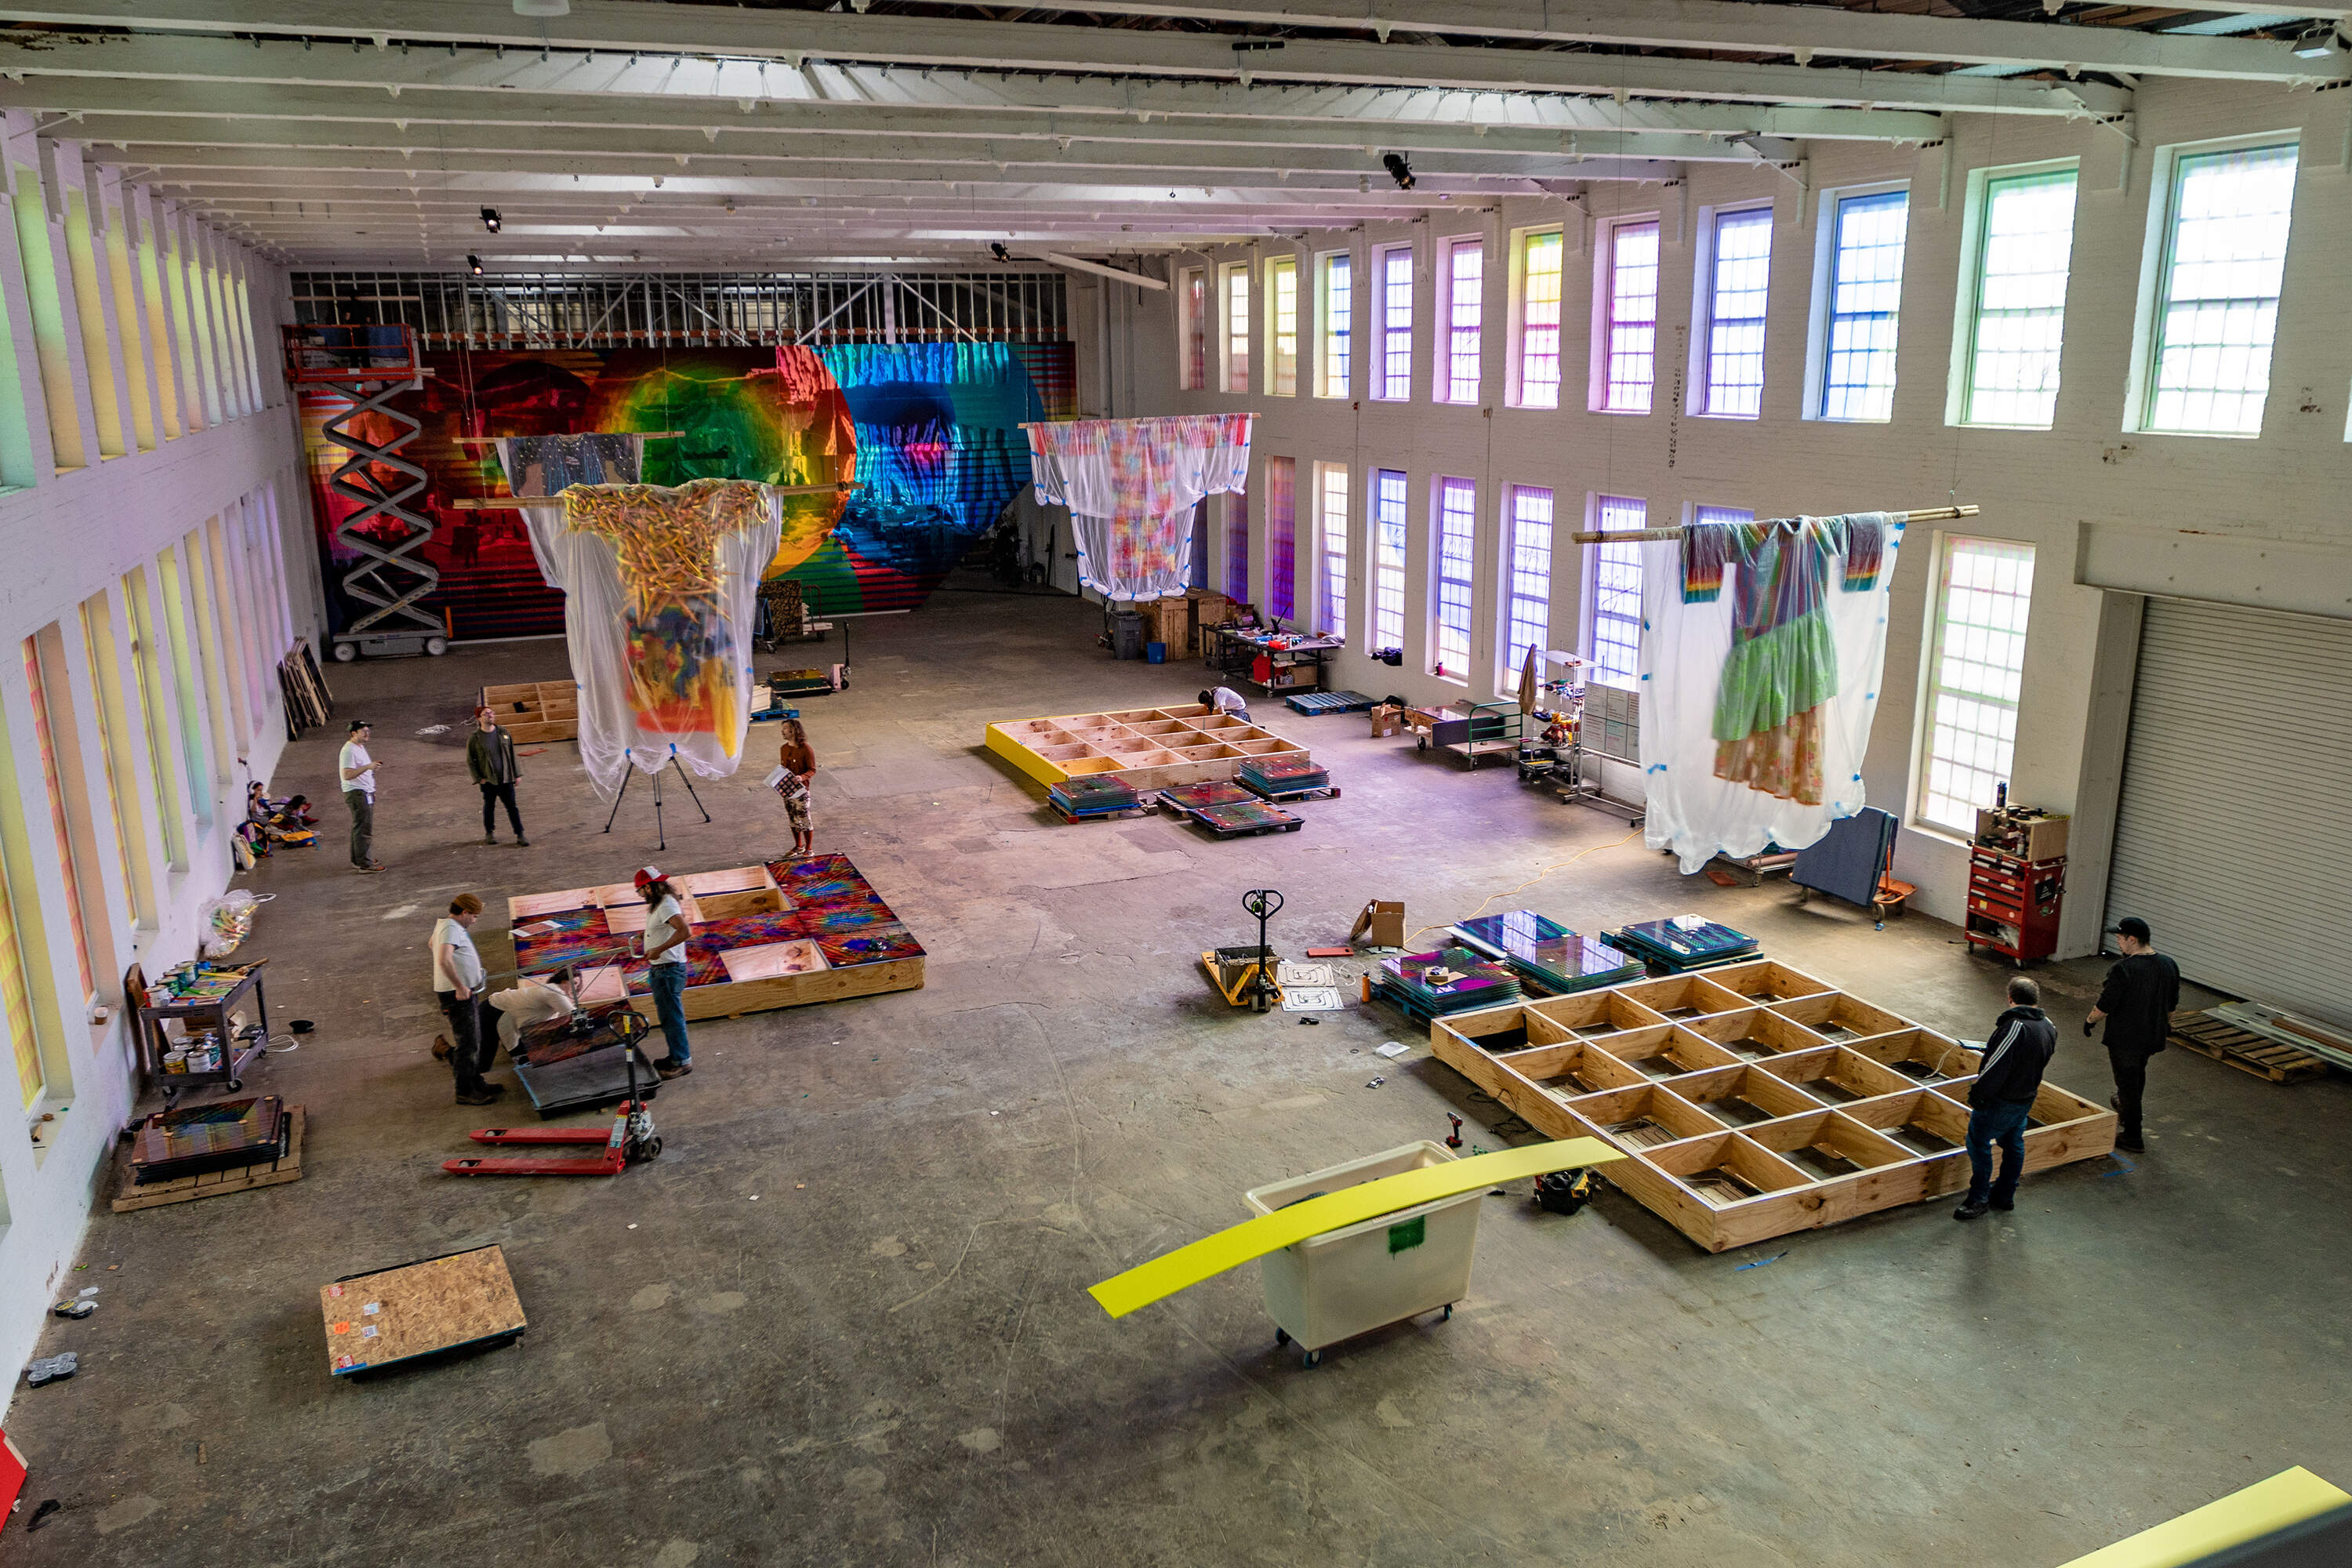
left=770, top=717, right=818, bottom=861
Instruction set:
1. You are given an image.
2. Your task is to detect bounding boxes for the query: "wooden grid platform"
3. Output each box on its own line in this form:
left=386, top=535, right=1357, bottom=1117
left=1429, top=960, right=2116, bottom=1251
left=985, top=704, right=1312, bottom=795
left=111, top=1105, right=306, bottom=1213
left=322, top=1244, right=525, bottom=1377
left=2168, top=1010, right=2328, bottom=1084
left=480, top=679, right=579, bottom=743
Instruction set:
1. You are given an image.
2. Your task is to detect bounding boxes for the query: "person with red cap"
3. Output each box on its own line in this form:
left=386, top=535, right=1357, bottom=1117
left=466, top=705, right=528, bottom=847
left=635, top=866, right=693, bottom=1078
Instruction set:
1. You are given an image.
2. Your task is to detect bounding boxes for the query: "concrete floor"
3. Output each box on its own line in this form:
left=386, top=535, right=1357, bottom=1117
left=4, top=582, right=2348, bottom=1568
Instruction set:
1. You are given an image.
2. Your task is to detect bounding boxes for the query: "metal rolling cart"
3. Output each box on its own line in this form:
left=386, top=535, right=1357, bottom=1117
left=1558, top=683, right=1645, bottom=823
left=134, top=964, right=273, bottom=1108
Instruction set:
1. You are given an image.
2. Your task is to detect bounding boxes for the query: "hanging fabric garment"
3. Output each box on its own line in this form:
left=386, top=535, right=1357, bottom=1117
left=1638, top=513, right=1904, bottom=873
left=1027, top=414, right=1254, bottom=601
left=498, top=445, right=782, bottom=799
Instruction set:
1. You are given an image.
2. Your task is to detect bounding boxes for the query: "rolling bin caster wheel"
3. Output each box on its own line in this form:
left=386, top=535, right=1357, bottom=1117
left=1301, top=1349, right=1323, bottom=1370
left=332, top=641, right=359, bottom=662
left=1274, top=1327, right=1289, bottom=1346
left=424, top=636, right=448, bottom=656
left=226, top=1078, right=241, bottom=1091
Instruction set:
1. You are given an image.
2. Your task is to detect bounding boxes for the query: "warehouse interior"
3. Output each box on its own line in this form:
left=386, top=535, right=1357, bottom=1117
left=0, top=2, right=2347, bottom=1564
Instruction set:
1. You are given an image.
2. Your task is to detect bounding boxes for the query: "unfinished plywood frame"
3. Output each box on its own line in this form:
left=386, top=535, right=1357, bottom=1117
left=481, top=680, right=579, bottom=743
left=1430, top=958, right=2115, bottom=1251
left=985, top=705, right=1312, bottom=795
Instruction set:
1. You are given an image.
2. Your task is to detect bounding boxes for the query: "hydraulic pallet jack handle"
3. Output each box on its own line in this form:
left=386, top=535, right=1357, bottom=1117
left=1242, top=889, right=1283, bottom=1013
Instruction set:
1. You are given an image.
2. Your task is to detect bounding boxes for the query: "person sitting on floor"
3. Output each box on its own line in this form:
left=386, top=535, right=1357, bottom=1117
left=1199, top=685, right=1251, bottom=722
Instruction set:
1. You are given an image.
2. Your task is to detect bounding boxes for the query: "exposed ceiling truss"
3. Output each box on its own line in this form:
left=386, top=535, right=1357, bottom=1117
left=0, top=0, right=2338, bottom=267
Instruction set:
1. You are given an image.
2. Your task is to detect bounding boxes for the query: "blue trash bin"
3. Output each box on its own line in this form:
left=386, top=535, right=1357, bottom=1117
left=1146, top=641, right=1167, bottom=664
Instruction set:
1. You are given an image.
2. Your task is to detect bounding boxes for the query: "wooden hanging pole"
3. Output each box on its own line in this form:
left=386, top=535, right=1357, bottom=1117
left=1568, top=504, right=1976, bottom=546
left=449, top=481, right=857, bottom=510
left=451, top=432, right=684, bottom=444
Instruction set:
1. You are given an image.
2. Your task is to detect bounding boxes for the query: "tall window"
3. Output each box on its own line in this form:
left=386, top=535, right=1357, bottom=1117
left=1441, top=238, right=1483, bottom=403
left=1517, top=229, right=1563, bottom=409
left=79, top=594, right=143, bottom=923
left=1265, top=456, right=1296, bottom=620
left=1225, top=488, right=1250, bottom=602
left=1316, top=465, right=1348, bottom=637
left=1371, top=469, right=1406, bottom=652
left=1318, top=252, right=1352, bottom=397
left=2142, top=143, right=2299, bottom=437
left=1697, top=503, right=1755, bottom=530
left=1432, top=477, right=1475, bottom=680
left=1700, top=207, right=1773, bottom=417
left=123, top=567, right=184, bottom=865
left=1599, top=219, right=1661, bottom=413
left=1376, top=245, right=1412, bottom=401
left=1961, top=168, right=2079, bottom=429
left=1266, top=255, right=1299, bottom=397
left=22, top=637, right=91, bottom=1000
left=1588, top=495, right=1646, bottom=688
left=1918, top=539, right=2035, bottom=833
left=1500, top=486, right=1554, bottom=691
left=0, top=799, right=41, bottom=1109
left=1178, top=267, right=1207, bottom=391
left=1222, top=263, right=1250, bottom=394
left=1820, top=189, right=1909, bottom=421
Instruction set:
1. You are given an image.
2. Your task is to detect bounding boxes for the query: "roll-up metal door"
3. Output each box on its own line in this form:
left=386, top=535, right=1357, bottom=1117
left=2105, top=599, right=2352, bottom=1030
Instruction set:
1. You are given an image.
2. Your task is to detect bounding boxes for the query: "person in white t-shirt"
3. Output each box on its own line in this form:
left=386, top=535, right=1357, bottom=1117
left=633, top=866, right=694, bottom=1080
left=431, top=893, right=501, bottom=1105
left=1198, top=686, right=1251, bottom=722
left=339, top=719, right=387, bottom=873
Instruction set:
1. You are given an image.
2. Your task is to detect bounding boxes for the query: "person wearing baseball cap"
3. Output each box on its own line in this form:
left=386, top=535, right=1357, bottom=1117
left=466, top=705, right=529, bottom=848
left=2085, top=916, right=2179, bottom=1153
left=339, top=719, right=386, bottom=873
left=635, top=866, right=694, bottom=1079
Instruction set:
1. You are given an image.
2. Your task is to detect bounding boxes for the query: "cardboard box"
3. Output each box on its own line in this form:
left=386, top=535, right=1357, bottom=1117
left=1368, top=705, right=1403, bottom=738
left=1348, top=900, right=1406, bottom=949
left=1974, top=810, right=2069, bottom=862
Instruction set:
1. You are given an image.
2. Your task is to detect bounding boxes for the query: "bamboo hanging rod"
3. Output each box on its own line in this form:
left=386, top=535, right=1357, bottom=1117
left=448, top=481, right=856, bottom=510
left=1568, top=504, right=1976, bottom=546
left=450, top=432, right=684, bottom=444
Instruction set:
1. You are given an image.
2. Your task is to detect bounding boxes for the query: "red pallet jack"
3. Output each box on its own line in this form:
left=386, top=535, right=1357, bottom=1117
left=442, top=1043, right=662, bottom=1176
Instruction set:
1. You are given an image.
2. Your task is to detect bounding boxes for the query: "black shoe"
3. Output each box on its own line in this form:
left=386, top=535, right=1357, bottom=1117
left=1953, top=1200, right=1991, bottom=1221
left=655, top=1059, right=693, bottom=1080
left=1991, top=1199, right=2015, bottom=1212
left=456, top=1088, right=499, bottom=1106
left=2116, top=1135, right=2145, bottom=1152
left=484, top=835, right=498, bottom=846
left=515, top=836, right=531, bottom=847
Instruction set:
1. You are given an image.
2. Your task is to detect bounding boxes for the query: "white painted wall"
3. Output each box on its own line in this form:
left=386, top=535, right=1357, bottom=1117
left=0, top=125, right=310, bottom=1410
left=1116, top=78, right=2352, bottom=941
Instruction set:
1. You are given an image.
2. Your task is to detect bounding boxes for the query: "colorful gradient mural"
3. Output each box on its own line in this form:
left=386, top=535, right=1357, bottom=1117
left=294, top=347, right=854, bottom=639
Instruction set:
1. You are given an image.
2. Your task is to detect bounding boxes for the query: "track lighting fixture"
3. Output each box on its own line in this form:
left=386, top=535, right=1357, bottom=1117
left=1382, top=152, right=1414, bottom=191
left=480, top=206, right=501, bottom=233
left=468, top=253, right=484, bottom=275
left=989, top=242, right=1011, bottom=262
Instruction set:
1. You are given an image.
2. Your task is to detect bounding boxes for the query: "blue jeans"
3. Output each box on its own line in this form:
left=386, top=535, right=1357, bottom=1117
left=1965, top=1100, right=2032, bottom=1207
left=648, top=963, right=690, bottom=1065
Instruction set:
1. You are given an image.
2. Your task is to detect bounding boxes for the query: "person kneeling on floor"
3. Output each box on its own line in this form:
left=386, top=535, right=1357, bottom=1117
left=635, top=866, right=695, bottom=1080
left=433, top=894, right=503, bottom=1106
left=1955, top=975, right=2056, bottom=1221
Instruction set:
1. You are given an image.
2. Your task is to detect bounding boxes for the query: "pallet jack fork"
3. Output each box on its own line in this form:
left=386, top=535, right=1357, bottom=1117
left=1202, top=888, right=1285, bottom=1011
left=443, top=1044, right=662, bottom=1176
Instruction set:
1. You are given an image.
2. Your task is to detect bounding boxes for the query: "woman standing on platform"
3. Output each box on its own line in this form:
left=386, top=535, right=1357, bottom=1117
left=774, top=717, right=817, bottom=861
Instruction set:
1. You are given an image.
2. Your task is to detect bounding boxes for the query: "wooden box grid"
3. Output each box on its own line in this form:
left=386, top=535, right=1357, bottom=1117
left=984, top=704, right=1311, bottom=795
left=1430, top=958, right=2115, bottom=1251
left=481, top=680, right=579, bottom=743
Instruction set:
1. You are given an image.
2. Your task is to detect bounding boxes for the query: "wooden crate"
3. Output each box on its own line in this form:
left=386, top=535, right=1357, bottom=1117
left=481, top=679, right=579, bottom=744
left=2168, top=1011, right=2328, bottom=1084
left=984, top=704, right=1313, bottom=795
left=111, top=1105, right=306, bottom=1213
left=1431, top=974, right=2116, bottom=1251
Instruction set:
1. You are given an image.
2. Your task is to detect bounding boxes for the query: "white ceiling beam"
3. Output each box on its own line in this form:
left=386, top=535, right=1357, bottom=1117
left=0, top=8, right=2137, bottom=115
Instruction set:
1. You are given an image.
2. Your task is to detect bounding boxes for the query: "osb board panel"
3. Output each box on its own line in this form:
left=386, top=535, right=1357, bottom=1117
left=112, top=1105, right=306, bottom=1213
left=322, top=1245, right=525, bottom=1375
left=985, top=706, right=1311, bottom=793
left=1430, top=973, right=2117, bottom=1252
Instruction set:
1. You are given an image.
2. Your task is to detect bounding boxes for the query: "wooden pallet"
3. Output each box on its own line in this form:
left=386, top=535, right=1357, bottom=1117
left=1183, top=806, right=1305, bottom=838
left=1047, top=800, right=1145, bottom=824
left=1239, top=781, right=1341, bottom=803
left=481, top=679, right=579, bottom=743
left=112, top=1105, right=306, bottom=1212
left=1429, top=963, right=2115, bottom=1252
left=2168, top=1011, right=2328, bottom=1084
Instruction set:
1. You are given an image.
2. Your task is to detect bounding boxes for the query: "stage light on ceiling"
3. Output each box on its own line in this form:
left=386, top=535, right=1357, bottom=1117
left=468, top=253, right=484, bottom=275
left=989, top=242, right=1011, bottom=262
left=1382, top=152, right=1415, bottom=191
left=480, top=206, right=501, bottom=233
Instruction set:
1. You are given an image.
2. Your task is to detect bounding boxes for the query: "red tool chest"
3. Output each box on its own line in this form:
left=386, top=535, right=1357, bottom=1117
left=1964, top=846, right=2066, bottom=965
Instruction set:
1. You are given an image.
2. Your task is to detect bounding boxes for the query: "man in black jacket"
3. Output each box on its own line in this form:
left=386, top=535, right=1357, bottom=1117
left=466, top=706, right=530, bottom=848
left=1955, top=976, right=2058, bottom=1221
left=2085, top=915, right=2178, bottom=1153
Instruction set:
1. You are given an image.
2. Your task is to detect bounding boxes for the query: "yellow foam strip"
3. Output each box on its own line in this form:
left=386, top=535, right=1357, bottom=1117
left=2059, top=1467, right=2350, bottom=1567
left=1087, top=1139, right=1621, bottom=1319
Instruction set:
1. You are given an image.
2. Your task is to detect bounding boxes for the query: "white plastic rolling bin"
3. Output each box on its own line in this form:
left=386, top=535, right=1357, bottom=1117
left=1243, top=1140, right=1485, bottom=1368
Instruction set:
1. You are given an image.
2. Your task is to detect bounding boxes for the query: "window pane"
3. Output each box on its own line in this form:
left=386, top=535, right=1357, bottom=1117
left=1604, top=221, right=1660, bottom=412
left=1501, top=485, right=1553, bottom=689
left=1590, top=495, right=1646, bottom=687
left=1434, top=477, right=1475, bottom=677
left=1372, top=468, right=1406, bottom=650
left=1445, top=239, right=1483, bottom=403
left=1268, top=256, right=1298, bottom=397
left=2146, top=143, right=2297, bottom=437
left=1320, top=253, right=1352, bottom=397
left=1319, top=466, right=1348, bottom=636
left=1225, top=485, right=1250, bottom=601
left=1703, top=209, right=1772, bottom=417
left=1225, top=265, right=1250, bottom=394
left=1917, top=538, right=2034, bottom=832
left=1822, top=190, right=1908, bottom=421
left=1379, top=247, right=1412, bottom=400
left=1964, top=169, right=2078, bottom=428
left=1519, top=230, right=1563, bottom=408
left=1179, top=268, right=1206, bottom=390
left=1265, top=456, right=1295, bottom=619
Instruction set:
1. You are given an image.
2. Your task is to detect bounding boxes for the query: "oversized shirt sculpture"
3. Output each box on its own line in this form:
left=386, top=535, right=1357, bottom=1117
left=1026, top=413, right=1254, bottom=601
left=1638, top=512, right=1904, bottom=873
left=498, top=438, right=783, bottom=799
